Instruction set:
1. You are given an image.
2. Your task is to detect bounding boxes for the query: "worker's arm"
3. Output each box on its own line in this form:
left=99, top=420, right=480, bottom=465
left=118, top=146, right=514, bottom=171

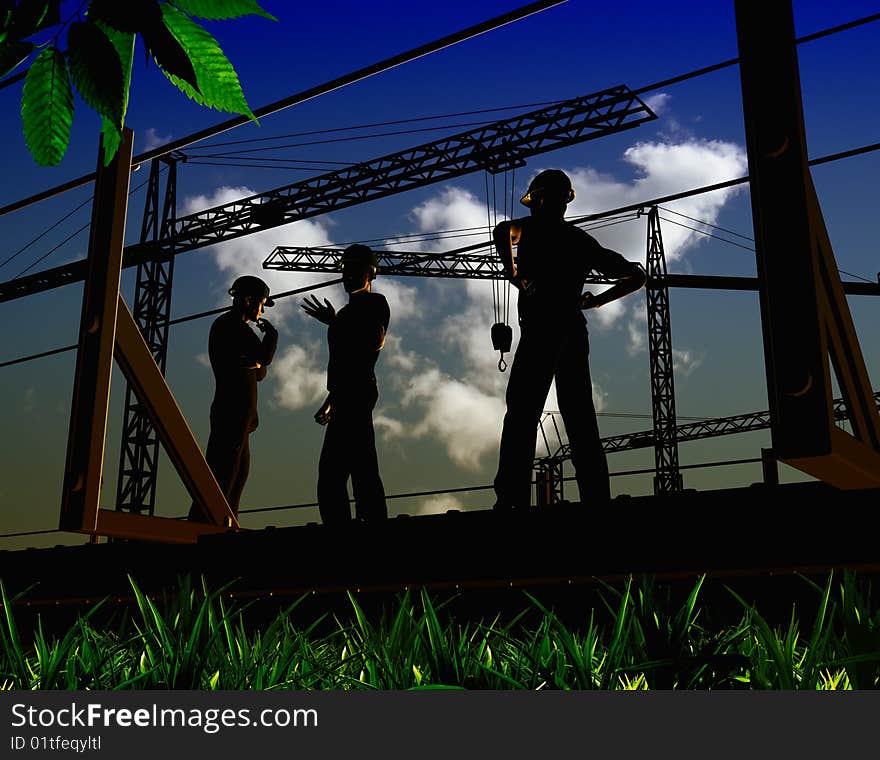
left=493, top=220, right=529, bottom=291
left=252, top=318, right=278, bottom=374
left=314, top=394, right=332, bottom=425
left=209, top=317, right=245, bottom=373
left=579, top=245, right=647, bottom=310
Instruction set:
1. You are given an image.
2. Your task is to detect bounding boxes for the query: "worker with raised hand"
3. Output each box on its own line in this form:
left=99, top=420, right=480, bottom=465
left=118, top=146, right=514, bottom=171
left=302, top=244, right=390, bottom=526
left=492, top=169, right=647, bottom=511
left=189, top=275, right=278, bottom=523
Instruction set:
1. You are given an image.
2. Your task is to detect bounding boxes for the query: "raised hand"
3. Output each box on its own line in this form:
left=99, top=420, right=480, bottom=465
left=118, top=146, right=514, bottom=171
left=301, top=295, right=336, bottom=324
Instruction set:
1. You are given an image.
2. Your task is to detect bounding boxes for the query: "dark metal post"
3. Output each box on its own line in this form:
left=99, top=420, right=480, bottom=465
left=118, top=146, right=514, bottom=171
left=761, top=448, right=779, bottom=486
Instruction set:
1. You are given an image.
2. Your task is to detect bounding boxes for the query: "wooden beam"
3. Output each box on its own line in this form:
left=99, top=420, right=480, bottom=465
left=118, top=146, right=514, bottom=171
left=735, top=0, right=880, bottom=486
left=113, top=297, right=239, bottom=528
left=95, top=509, right=229, bottom=544
left=60, top=130, right=134, bottom=532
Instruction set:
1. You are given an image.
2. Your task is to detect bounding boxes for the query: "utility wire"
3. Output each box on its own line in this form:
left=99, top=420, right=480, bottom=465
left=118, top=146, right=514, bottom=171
left=0, top=0, right=569, bottom=218
left=12, top=221, right=92, bottom=278
left=185, top=119, right=516, bottom=155
left=4, top=10, right=879, bottom=219
left=192, top=98, right=574, bottom=151
left=9, top=170, right=156, bottom=279
left=657, top=205, right=754, bottom=241
left=183, top=15, right=880, bottom=156
left=185, top=161, right=355, bottom=172
left=0, top=193, right=94, bottom=271
left=657, top=212, right=877, bottom=283
left=656, top=214, right=756, bottom=253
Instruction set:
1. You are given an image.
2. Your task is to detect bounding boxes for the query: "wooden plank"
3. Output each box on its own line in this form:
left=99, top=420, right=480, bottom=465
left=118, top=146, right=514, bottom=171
left=113, top=297, right=239, bottom=528
left=95, top=509, right=229, bottom=544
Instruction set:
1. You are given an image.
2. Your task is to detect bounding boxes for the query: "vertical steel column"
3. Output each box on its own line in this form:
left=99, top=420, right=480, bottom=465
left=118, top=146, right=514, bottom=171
left=645, top=206, right=683, bottom=494
left=535, top=459, right=564, bottom=506
left=115, top=157, right=178, bottom=515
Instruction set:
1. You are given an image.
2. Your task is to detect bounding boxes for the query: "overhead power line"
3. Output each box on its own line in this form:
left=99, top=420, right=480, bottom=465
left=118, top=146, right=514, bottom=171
left=8, top=170, right=157, bottom=279
left=0, top=0, right=568, bottom=217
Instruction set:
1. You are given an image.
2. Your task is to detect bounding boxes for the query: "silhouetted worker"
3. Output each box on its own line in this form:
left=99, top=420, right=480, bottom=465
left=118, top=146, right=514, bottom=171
left=493, top=169, right=646, bottom=510
left=189, top=275, right=278, bottom=523
left=302, top=244, right=390, bottom=526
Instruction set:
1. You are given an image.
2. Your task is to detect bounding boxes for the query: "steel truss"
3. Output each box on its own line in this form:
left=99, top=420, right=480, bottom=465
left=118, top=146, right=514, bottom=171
left=264, top=243, right=621, bottom=283
left=0, top=84, right=654, bottom=304
left=114, top=157, right=178, bottom=516
left=645, top=206, right=682, bottom=493
left=536, top=392, right=880, bottom=464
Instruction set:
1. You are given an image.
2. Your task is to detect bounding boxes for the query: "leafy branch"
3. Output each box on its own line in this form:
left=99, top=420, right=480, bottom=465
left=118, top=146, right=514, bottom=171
left=1, top=0, right=276, bottom=166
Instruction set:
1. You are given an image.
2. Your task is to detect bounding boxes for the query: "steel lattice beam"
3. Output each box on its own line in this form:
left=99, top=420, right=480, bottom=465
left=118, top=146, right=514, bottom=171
left=264, top=243, right=623, bottom=282
left=645, top=206, right=682, bottom=494
left=114, top=158, right=178, bottom=516
left=0, top=84, right=655, bottom=304
left=537, top=392, right=880, bottom=465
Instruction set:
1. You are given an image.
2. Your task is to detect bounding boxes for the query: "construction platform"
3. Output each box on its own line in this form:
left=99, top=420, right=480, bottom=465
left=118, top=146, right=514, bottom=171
left=1, top=481, right=878, bottom=608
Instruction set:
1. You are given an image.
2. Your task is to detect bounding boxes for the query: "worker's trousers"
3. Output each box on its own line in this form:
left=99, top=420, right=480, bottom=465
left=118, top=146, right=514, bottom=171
left=494, top=312, right=610, bottom=508
left=318, top=390, right=387, bottom=526
left=188, top=425, right=250, bottom=522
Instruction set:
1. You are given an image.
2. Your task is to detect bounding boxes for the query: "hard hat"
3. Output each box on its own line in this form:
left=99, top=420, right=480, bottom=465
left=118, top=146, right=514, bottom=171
left=228, top=275, right=274, bottom=306
left=340, top=243, right=379, bottom=269
left=520, top=169, right=576, bottom=208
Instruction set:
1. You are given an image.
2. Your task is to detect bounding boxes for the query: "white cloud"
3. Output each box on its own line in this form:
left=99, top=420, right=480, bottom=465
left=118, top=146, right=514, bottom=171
left=195, top=352, right=210, bottom=368
left=414, top=494, right=464, bottom=515
left=392, top=186, right=493, bottom=253
left=373, top=413, right=405, bottom=438
left=142, top=127, right=171, bottom=153
left=644, top=93, right=670, bottom=115
left=627, top=302, right=648, bottom=356
left=563, top=138, right=748, bottom=267
left=182, top=186, right=335, bottom=325
left=373, top=279, right=420, bottom=322
left=382, top=334, right=419, bottom=372
left=270, top=343, right=327, bottom=411
left=395, top=367, right=506, bottom=471
left=673, top=348, right=703, bottom=377
left=589, top=298, right=627, bottom=330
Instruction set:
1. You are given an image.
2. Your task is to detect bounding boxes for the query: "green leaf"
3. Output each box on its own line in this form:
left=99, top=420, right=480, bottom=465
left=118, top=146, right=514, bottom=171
left=94, top=20, right=133, bottom=164
left=9, top=0, right=49, bottom=38
left=67, top=21, right=124, bottom=125
left=171, top=0, right=277, bottom=22
left=0, top=37, right=32, bottom=78
left=159, top=3, right=256, bottom=122
left=0, top=1, right=16, bottom=45
left=141, top=2, right=200, bottom=93
left=21, top=45, right=73, bottom=166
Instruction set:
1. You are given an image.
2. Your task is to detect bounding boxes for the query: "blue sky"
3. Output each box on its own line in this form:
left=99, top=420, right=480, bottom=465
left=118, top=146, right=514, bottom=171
left=1, top=0, right=879, bottom=549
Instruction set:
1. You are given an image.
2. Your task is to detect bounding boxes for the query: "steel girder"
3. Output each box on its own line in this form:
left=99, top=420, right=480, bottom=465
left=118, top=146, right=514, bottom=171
left=536, top=392, right=880, bottom=466
left=645, top=206, right=682, bottom=494
left=0, top=84, right=654, bottom=304
left=264, top=244, right=622, bottom=283
left=114, top=158, right=178, bottom=515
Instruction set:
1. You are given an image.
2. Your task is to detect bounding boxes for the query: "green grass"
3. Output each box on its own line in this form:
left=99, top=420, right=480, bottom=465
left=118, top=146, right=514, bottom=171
left=1, top=572, right=878, bottom=690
